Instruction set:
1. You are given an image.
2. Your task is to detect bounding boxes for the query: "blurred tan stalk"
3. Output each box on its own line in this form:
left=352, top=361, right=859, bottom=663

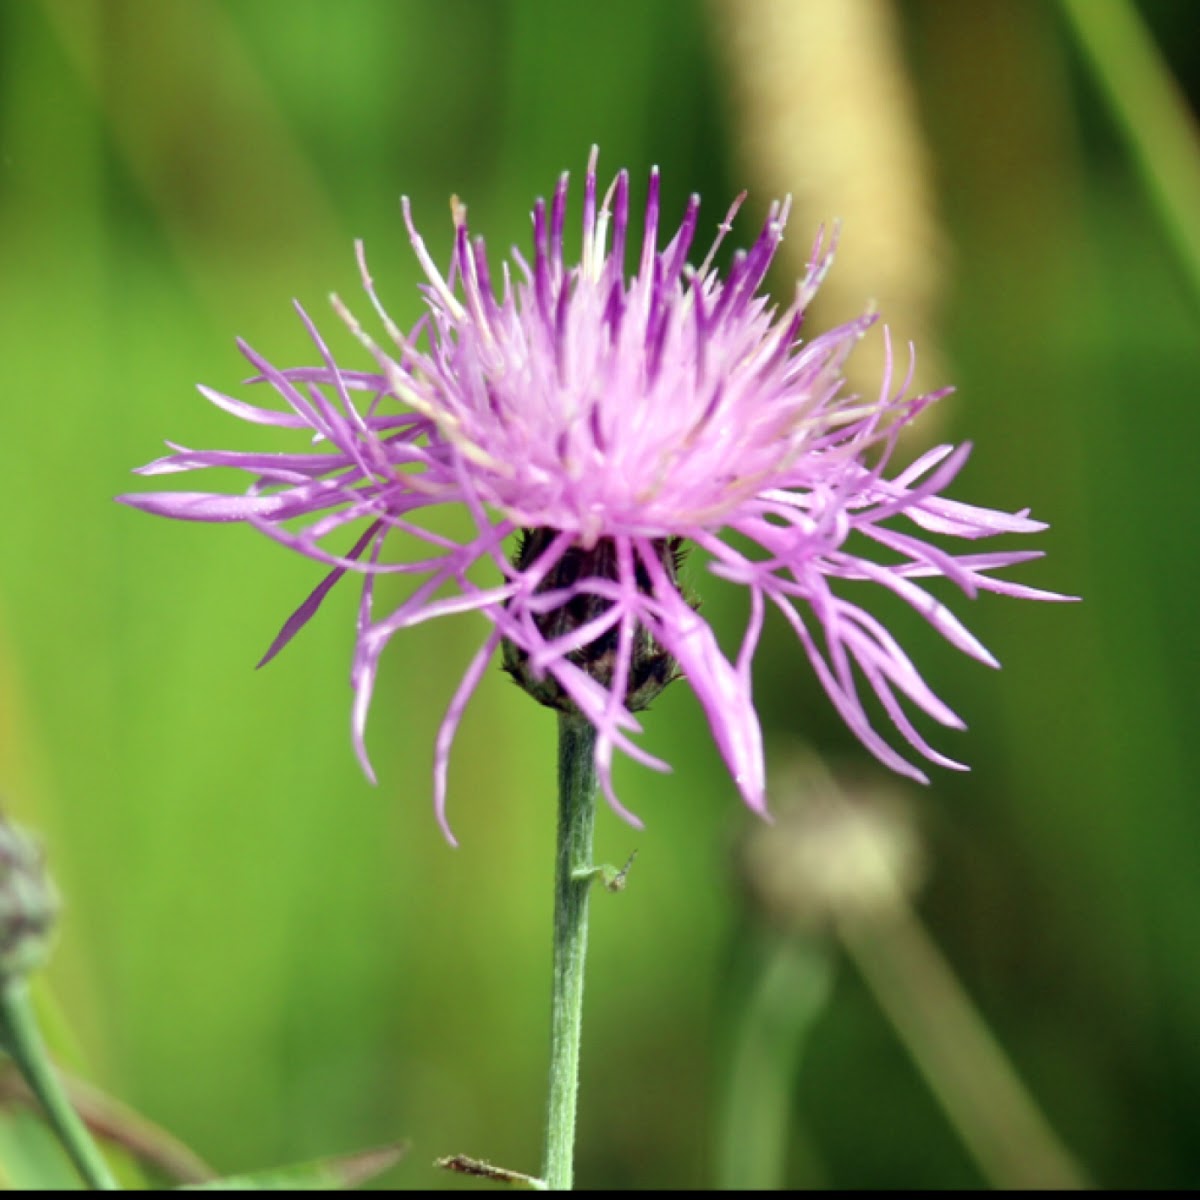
left=842, top=899, right=1087, bottom=1190
left=708, top=0, right=950, bottom=429
left=740, top=756, right=1088, bottom=1189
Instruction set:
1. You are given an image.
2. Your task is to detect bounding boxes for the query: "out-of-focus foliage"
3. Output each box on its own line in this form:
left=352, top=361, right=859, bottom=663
left=0, top=0, right=1196, bottom=1189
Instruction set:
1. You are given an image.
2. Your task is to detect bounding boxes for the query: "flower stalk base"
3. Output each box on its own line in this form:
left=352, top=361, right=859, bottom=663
left=0, top=980, right=119, bottom=1190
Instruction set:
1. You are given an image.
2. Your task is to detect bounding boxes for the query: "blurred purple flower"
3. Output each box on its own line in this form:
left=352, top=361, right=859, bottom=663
left=120, top=151, right=1071, bottom=842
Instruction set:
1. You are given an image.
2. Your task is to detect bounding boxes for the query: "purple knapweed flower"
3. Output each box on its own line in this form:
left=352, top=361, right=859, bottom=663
left=120, top=150, right=1071, bottom=843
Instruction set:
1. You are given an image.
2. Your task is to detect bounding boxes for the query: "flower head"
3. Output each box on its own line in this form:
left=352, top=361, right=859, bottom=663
left=120, top=150, right=1071, bottom=843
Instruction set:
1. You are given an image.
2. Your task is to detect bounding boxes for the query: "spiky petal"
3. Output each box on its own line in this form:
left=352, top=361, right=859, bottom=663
left=120, top=150, right=1074, bottom=841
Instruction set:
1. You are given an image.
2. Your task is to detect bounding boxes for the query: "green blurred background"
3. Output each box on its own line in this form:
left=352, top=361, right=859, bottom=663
left=1, top=0, right=1198, bottom=1189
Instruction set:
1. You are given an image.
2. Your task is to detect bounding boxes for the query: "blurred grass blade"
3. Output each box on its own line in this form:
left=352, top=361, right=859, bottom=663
left=715, top=937, right=834, bottom=1190
left=36, top=0, right=345, bottom=316
left=180, top=1143, right=406, bottom=1191
left=1060, top=0, right=1200, bottom=310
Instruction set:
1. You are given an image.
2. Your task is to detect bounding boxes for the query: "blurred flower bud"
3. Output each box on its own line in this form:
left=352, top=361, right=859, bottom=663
left=0, top=815, right=59, bottom=980
left=738, top=754, right=925, bottom=933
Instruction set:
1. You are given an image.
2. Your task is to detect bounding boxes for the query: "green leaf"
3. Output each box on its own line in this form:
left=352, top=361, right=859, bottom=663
left=0, top=1107, right=87, bottom=1191
left=180, top=1143, right=406, bottom=1192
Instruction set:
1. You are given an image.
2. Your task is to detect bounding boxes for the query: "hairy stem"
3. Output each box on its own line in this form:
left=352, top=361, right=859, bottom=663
left=541, top=714, right=600, bottom=1191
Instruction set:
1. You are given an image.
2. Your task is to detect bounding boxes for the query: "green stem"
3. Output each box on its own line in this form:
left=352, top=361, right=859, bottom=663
left=541, top=714, right=600, bottom=1191
left=1059, top=0, right=1200, bottom=309
left=0, top=981, right=119, bottom=1190
left=715, top=937, right=834, bottom=1190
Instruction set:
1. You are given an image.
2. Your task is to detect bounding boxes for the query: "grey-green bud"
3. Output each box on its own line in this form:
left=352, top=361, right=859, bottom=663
left=0, top=816, right=59, bottom=980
